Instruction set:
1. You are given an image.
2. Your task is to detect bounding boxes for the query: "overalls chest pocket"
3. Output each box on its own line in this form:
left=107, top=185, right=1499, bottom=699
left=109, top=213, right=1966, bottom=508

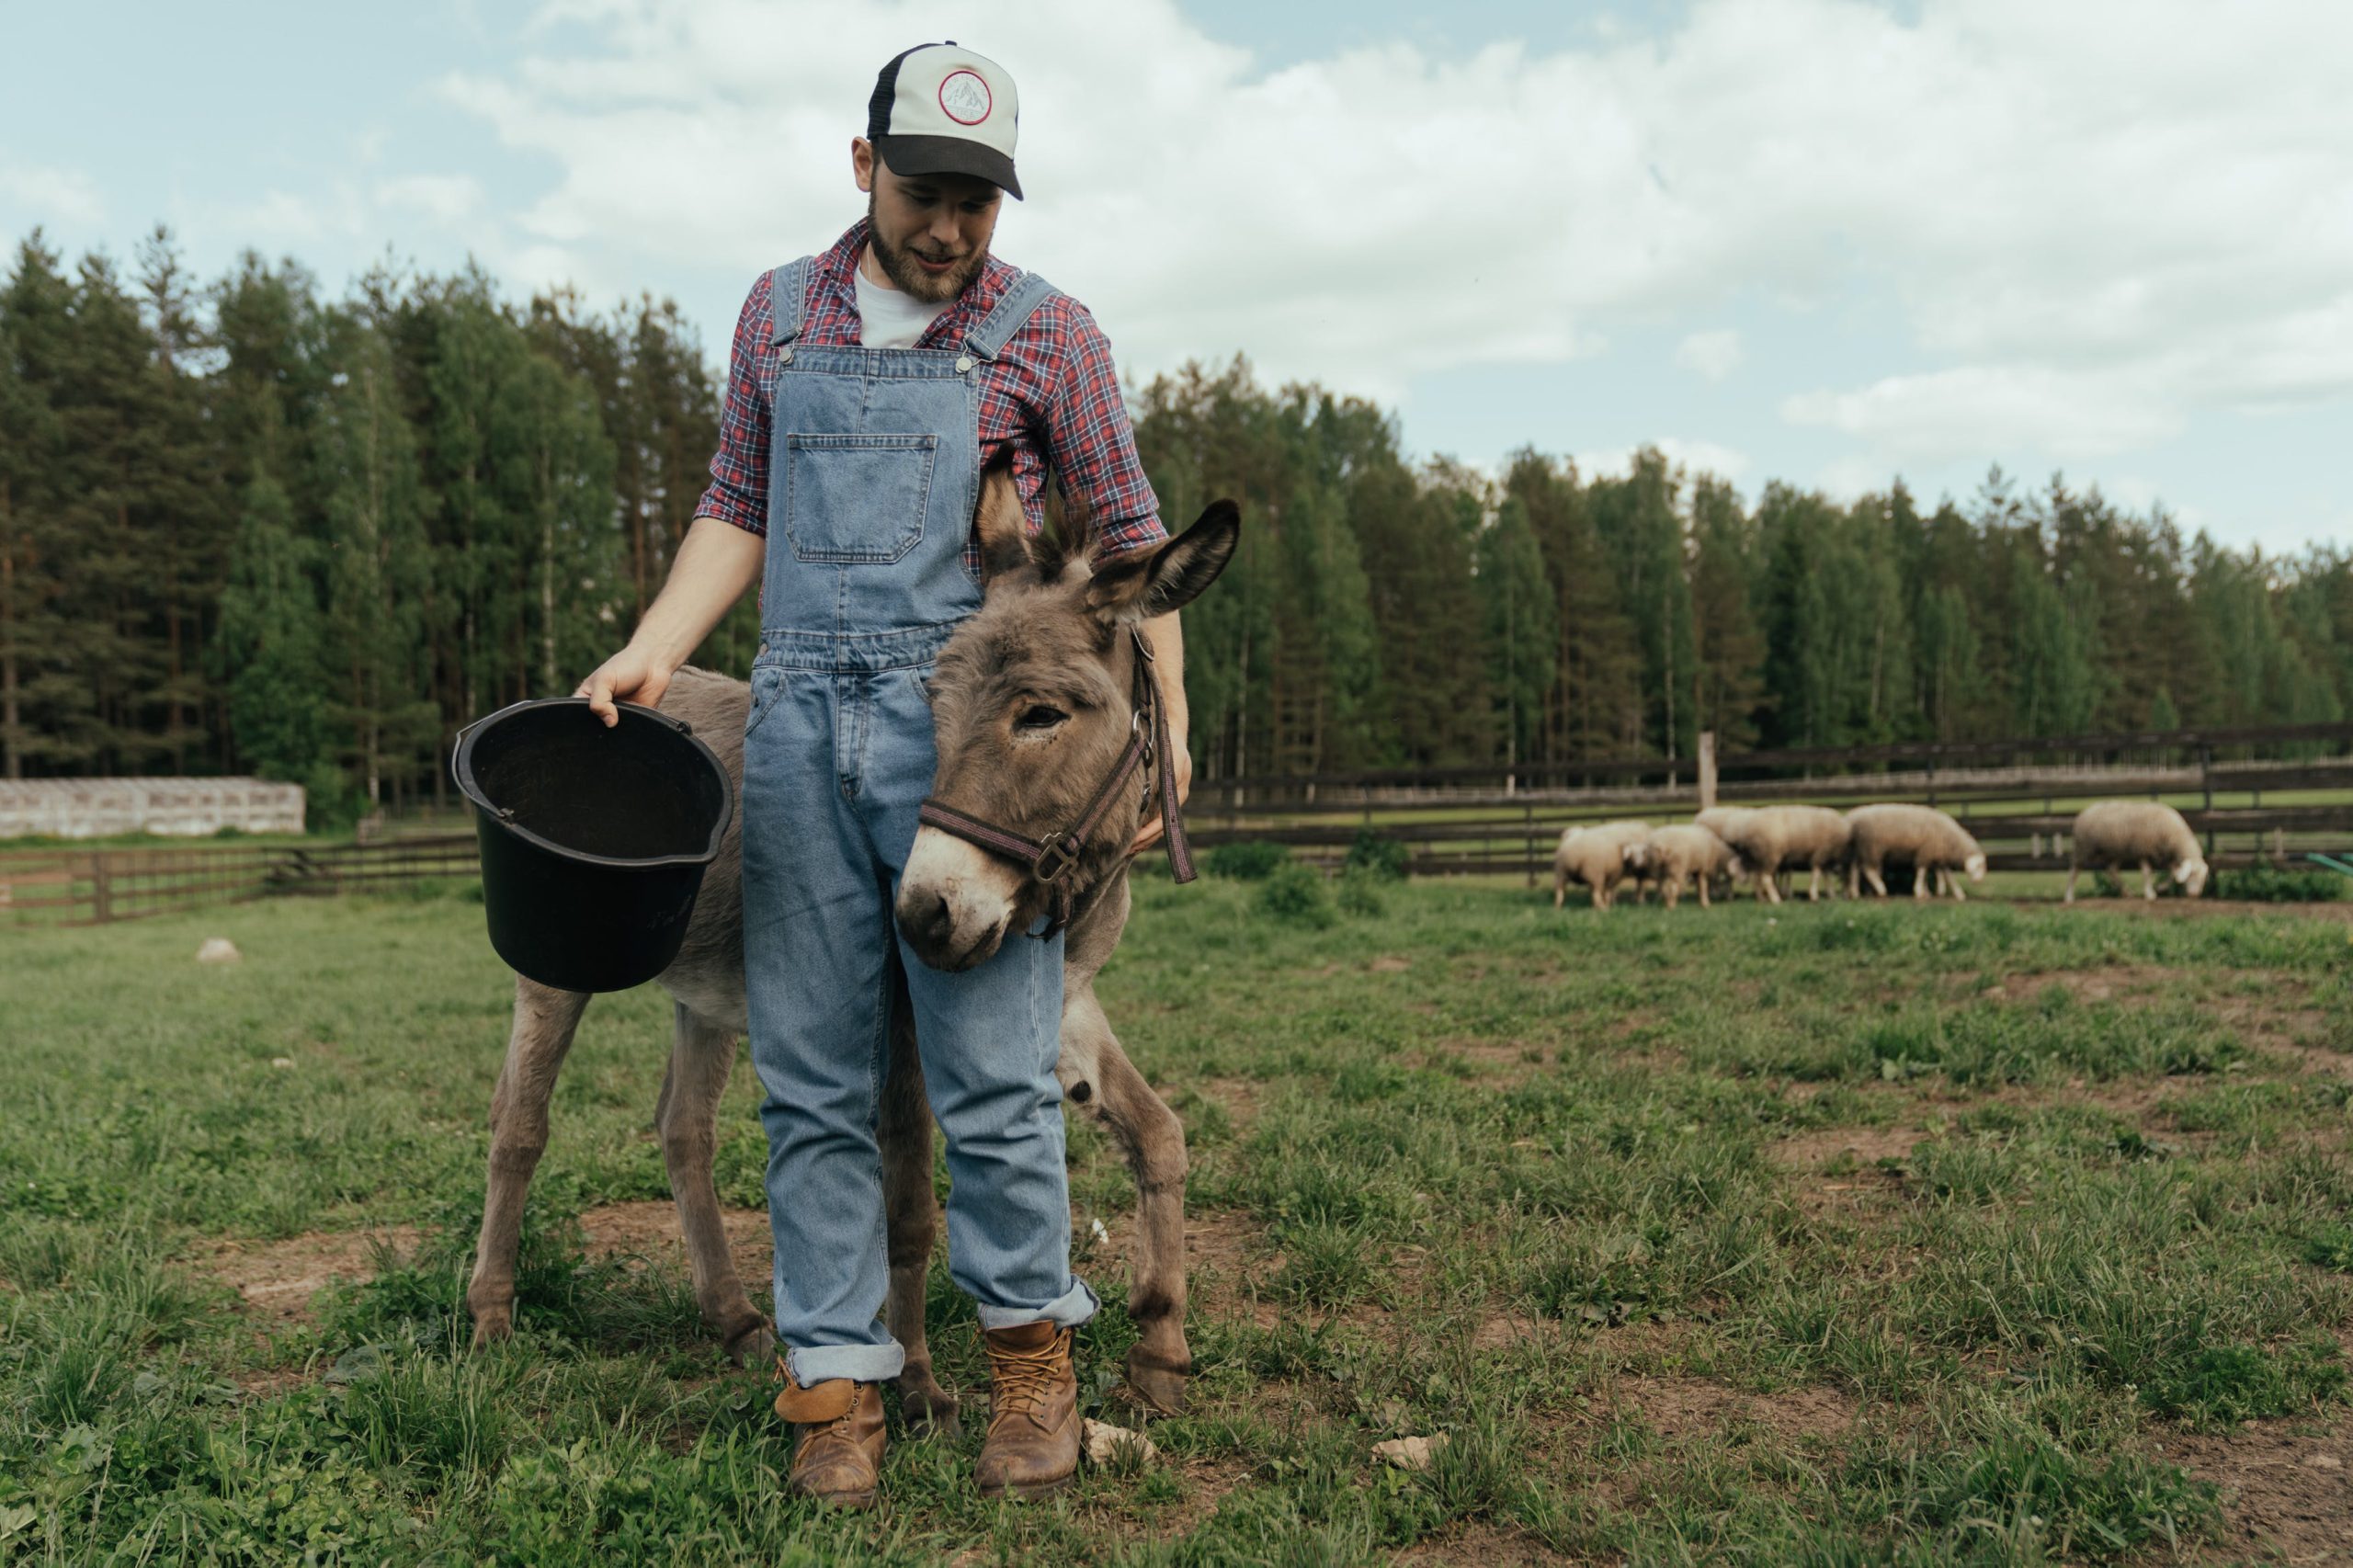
left=781, top=432, right=939, bottom=563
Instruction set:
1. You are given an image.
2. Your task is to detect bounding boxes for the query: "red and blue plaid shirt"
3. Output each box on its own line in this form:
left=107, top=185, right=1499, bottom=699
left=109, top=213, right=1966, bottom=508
left=696, top=221, right=1165, bottom=568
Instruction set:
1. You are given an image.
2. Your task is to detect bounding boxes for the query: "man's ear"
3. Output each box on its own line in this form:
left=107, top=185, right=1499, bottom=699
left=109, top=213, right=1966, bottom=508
left=1085, top=500, right=1241, bottom=622
left=973, top=449, right=1035, bottom=585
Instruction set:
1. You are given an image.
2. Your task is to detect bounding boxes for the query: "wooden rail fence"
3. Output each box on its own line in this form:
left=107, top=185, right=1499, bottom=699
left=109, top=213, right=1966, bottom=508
left=0, top=835, right=478, bottom=926
left=10, top=718, right=2353, bottom=924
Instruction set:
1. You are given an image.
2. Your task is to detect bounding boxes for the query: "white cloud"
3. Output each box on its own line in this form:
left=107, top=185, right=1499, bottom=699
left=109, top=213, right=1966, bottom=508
left=0, top=154, right=104, bottom=228
left=404, top=0, right=2351, bottom=458
left=1676, top=328, right=1743, bottom=382
left=377, top=175, right=485, bottom=227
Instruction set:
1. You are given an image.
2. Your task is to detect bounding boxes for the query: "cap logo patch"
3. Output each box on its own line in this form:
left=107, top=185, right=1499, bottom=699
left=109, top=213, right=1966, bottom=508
left=938, top=68, right=992, bottom=125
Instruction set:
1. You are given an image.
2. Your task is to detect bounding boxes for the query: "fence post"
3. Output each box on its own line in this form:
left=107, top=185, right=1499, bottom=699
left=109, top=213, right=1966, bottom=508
left=2200, top=746, right=2216, bottom=857
left=1697, top=732, right=1717, bottom=812
left=1524, top=800, right=1536, bottom=888
left=90, top=850, right=110, bottom=923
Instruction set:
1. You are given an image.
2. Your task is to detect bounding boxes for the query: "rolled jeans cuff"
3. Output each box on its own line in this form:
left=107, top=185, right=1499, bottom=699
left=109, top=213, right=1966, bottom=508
left=976, top=1275, right=1099, bottom=1333
left=786, top=1340, right=906, bottom=1389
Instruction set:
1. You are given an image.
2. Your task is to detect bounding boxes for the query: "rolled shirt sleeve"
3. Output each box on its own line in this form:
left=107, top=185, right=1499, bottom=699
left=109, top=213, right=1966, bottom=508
left=694, top=272, right=774, bottom=536
left=1045, top=303, right=1165, bottom=559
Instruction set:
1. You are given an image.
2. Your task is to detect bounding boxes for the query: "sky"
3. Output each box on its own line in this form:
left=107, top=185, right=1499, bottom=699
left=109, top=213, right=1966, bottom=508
left=4, top=0, right=2349, bottom=555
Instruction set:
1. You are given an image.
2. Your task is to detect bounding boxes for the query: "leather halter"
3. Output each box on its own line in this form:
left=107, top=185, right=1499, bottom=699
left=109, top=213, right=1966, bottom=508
left=916, top=626, right=1196, bottom=935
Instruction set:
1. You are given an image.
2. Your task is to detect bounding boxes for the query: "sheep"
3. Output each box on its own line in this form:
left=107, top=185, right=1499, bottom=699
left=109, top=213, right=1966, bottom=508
left=1638, top=824, right=1745, bottom=909
left=1845, top=803, right=1987, bottom=902
left=1552, top=819, right=1654, bottom=911
left=1704, top=804, right=1851, bottom=903
left=2066, top=801, right=2210, bottom=902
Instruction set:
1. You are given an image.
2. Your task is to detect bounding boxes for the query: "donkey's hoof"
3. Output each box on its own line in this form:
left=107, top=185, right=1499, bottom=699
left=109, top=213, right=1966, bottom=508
left=1122, top=1348, right=1190, bottom=1415
left=897, top=1381, right=961, bottom=1438
left=469, top=1307, right=513, bottom=1350
left=722, top=1317, right=776, bottom=1369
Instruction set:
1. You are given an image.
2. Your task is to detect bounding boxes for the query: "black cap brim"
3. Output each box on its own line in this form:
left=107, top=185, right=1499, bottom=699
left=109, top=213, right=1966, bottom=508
left=874, top=133, right=1023, bottom=200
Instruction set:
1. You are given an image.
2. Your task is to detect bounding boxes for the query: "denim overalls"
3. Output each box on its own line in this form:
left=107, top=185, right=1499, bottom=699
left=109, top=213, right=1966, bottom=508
left=741, top=256, right=1097, bottom=1388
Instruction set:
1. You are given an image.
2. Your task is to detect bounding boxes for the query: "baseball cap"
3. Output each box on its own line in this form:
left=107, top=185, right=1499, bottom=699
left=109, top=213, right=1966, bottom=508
left=867, top=41, right=1023, bottom=200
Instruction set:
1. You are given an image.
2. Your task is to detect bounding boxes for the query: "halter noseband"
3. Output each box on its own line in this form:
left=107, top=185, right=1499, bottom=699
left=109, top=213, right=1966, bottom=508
left=916, top=626, right=1197, bottom=936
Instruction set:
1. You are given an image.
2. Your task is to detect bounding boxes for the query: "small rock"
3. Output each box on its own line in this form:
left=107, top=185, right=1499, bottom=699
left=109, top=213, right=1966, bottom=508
left=1372, top=1434, right=1449, bottom=1471
left=197, top=937, right=242, bottom=964
left=1083, top=1418, right=1157, bottom=1466
left=2303, top=1451, right=2344, bottom=1471
left=270, top=1057, right=295, bottom=1070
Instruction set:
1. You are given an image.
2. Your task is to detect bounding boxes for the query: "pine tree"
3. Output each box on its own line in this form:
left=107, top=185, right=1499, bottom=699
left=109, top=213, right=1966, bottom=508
left=216, top=472, right=328, bottom=790
left=1474, top=494, right=1557, bottom=767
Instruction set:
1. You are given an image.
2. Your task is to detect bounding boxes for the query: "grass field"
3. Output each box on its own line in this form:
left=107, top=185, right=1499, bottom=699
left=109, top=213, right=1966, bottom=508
left=4, top=879, right=2352, bottom=1563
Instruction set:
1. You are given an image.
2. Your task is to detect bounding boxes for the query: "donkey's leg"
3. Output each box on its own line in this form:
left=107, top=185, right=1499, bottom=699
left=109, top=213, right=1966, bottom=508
left=1060, top=992, right=1191, bottom=1415
left=469, top=978, right=591, bottom=1347
left=880, top=985, right=960, bottom=1435
left=654, top=1003, right=771, bottom=1364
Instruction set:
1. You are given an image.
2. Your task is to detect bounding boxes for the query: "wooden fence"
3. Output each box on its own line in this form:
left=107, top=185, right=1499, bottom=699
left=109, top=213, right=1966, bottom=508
left=11, top=716, right=2353, bottom=924
left=0, top=835, right=478, bottom=926
left=1186, top=756, right=2353, bottom=883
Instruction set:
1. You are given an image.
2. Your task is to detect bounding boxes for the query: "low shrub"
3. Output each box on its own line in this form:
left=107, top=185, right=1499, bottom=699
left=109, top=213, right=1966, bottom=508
left=2211, top=863, right=2352, bottom=903
left=1343, top=827, right=1410, bottom=881
left=1256, top=861, right=1336, bottom=927
left=1207, top=840, right=1291, bottom=881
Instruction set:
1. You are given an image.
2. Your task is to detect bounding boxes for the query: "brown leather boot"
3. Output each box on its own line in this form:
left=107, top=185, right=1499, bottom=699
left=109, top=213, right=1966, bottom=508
left=975, top=1321, right=1080, bottom=1499
left=774, top=1364, right=886, bottom=1509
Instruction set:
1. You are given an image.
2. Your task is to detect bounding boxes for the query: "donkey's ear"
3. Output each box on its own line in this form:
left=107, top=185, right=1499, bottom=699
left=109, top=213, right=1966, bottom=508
left=973, top=449, right=1033, bottom=585
left=1086, top=500, right=1241, bottom=622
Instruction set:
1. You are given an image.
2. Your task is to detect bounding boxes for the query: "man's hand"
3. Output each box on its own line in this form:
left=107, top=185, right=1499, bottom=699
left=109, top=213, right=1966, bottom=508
left=570, top=515, right=767, bottom=728
left=575, top=644, right=676, bottom=728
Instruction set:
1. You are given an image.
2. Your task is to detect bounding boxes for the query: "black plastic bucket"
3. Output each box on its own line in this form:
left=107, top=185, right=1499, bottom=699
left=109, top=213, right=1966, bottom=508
left=452, top=698, right=733, bottom=994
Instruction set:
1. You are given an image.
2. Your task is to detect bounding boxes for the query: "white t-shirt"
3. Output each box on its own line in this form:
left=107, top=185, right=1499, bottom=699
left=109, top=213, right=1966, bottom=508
left=854, top=259, right=953, bottom=349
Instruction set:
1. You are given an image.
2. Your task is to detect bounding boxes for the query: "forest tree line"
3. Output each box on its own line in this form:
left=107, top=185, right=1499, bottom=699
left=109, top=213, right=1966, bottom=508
left=4, top=230, right=2351, bottom=818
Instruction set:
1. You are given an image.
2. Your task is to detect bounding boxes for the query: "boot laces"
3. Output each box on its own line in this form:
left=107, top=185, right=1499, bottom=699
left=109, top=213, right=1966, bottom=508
left=989, top=1334, right=1065, bottom=1426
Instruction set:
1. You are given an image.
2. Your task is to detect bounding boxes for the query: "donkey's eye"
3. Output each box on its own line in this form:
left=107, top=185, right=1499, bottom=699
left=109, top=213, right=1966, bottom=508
left=1016, top=704, right=1069, bottom=732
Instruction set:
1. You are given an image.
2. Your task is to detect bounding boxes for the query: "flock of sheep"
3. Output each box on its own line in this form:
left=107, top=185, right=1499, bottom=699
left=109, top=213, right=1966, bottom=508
left=1550, top=800, right=2211, bottom=912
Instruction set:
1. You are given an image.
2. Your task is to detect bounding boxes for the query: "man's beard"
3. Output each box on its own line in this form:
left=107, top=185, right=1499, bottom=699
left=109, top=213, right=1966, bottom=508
left=867, top=192, right=988, bottom=303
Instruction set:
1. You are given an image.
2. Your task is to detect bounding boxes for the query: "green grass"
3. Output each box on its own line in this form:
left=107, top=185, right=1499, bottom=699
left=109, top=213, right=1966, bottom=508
left=4, top=882, right=2351, bottom=1562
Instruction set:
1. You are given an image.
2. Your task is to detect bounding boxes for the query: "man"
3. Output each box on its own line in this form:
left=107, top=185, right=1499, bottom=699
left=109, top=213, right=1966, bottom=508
left=575, top=42, right=1188, bottom=1507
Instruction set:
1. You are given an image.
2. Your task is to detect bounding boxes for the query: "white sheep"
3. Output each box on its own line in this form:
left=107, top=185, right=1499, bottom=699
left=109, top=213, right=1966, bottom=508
left=1638, top=824, right=1746, bottom=909
left=1703, top=804, right=1851, bottom=903
left=1845, top=803, right=1987, bottom=902
left=1552, top=819, right=1653, bottom=911
left=2066, top=801, right=2210, bottom=902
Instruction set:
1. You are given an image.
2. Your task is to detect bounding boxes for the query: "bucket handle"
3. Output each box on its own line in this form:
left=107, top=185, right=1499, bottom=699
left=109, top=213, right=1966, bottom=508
left=453, top=697, right=694, bottom=756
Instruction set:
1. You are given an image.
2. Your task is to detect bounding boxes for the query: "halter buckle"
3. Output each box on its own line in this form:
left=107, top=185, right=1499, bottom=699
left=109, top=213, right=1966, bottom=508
left=1033, top=831, right=1081, bottom=884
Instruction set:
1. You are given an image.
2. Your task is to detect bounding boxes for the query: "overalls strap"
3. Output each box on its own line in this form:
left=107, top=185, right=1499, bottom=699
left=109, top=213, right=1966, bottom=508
left=963, top=270, right=1060, bottom=362
left=767, top=257, right=813, bottom=347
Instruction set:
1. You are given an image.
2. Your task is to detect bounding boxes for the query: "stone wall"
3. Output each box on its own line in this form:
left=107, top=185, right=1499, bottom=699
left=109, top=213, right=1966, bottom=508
left=0, top=779, right=306, bottom=839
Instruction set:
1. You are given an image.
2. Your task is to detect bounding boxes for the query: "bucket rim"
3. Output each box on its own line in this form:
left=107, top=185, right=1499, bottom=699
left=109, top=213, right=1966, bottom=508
left=451, top=696, right=735, bottom=871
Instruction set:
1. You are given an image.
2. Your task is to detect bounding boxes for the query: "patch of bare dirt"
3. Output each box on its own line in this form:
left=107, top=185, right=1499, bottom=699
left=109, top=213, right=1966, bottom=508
left=581, top=1199, right=772, bottom=1291
left=1176, top=1210, right=1275, bottom=1324
left=195, top=1203, right=781, bottom=1325
left=199, top=1226, right=421, bottom=1322
left=2153, top=1417, right=2353, bottom=1565
left=1395, top=1525, right=1573, bottom=1565
left=1610, top=1374, right=1857, bottom=1445
left=1770, top=1125, right=1925, bottom=1171
left=1369, top=954, right=1412, bottom=974
left=1184, top=1075, right=1266, bottom=1131
left=1987, top=963, right=2178, bottom=1007
left=1426, top=1037, right=1549, bottom=1082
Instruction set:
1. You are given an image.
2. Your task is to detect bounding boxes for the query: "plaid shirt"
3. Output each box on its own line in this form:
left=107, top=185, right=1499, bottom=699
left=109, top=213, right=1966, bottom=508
left=696, top=221, right=1165, bottom=569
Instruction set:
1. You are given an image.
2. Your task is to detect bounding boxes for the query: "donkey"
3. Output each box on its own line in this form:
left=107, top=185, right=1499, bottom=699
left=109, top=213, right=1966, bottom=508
left=465, top=465, right=1240, bottom=1427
